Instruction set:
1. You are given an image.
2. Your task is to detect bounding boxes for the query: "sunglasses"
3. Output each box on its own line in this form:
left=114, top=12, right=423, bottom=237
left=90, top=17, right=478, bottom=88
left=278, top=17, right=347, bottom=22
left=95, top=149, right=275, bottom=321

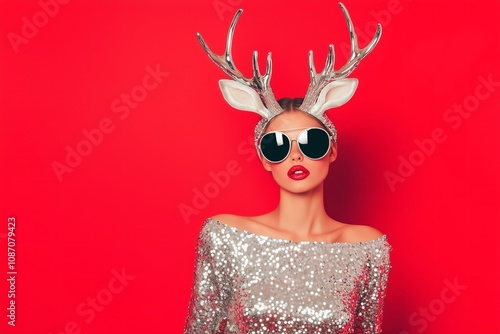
left=258, top=127, right=333, bottom=163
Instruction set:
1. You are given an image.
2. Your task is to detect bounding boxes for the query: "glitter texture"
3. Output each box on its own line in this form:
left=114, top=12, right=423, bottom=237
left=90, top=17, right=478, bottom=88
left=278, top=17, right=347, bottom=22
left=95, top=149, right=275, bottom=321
left=253, top=114, right=338, bottom=153
left=184, top=218, right=392, bottom=333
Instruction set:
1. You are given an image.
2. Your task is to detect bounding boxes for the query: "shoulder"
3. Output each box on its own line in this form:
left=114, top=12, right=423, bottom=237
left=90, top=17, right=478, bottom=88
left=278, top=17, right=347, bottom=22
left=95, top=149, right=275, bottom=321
left=209, top=213, right=247, bottom=229
left=198, top=213, right=244, bottom=244
left=209, top=213, right=274, bottom=236
left=339, top=224, right=385, bottom=243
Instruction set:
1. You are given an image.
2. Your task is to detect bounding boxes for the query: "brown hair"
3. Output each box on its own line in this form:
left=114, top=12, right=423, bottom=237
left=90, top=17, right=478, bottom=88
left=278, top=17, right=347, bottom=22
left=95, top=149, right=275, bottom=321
left=277, top=97, right=303, bottom=111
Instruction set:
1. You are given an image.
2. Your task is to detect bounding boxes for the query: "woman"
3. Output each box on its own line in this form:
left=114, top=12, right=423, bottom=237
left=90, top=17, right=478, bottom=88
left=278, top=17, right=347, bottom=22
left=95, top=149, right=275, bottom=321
left=184, top=4, right=392, bottom=333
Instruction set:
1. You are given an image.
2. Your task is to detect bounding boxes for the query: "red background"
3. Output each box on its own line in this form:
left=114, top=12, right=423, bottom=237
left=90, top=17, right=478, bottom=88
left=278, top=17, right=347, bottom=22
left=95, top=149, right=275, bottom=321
left=1, top=0, right=499, bottom=333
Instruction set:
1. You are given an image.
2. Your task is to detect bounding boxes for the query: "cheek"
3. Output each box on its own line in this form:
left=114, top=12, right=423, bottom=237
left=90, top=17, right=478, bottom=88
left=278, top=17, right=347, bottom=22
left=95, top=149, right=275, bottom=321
left=307, top=159, right=333, bottom=183
left=311, top=163, right=330, bottom=180
left=269, top=165, right=289, bottom=179
left=266, top=165, right=292, bottom=186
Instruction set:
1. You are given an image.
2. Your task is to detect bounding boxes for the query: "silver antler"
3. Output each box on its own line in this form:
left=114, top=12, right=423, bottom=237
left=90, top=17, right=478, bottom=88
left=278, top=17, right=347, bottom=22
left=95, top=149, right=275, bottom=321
left=300, top=2, right=382, bottom=111
left=196, top=9, right=282, bottom=116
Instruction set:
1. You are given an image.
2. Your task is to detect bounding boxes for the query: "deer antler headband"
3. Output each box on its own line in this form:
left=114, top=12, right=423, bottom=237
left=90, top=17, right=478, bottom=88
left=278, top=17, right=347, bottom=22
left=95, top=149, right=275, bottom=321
left=196, top=2, right=381, bottom=151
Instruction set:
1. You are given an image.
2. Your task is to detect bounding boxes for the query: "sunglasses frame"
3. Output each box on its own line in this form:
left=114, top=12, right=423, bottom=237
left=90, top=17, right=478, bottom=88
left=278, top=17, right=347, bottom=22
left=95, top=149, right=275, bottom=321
left=257, top=127, right=334, bottom=163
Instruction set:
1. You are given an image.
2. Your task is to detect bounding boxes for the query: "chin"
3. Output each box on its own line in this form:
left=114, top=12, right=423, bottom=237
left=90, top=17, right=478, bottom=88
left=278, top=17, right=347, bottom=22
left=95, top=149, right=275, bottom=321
left=277, top=179, right=325, bottom=194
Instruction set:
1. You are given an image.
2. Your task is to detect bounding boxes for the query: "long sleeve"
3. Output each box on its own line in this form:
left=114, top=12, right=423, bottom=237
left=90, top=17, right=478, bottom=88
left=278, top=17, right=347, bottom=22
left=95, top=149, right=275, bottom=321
left=354, top=240, right=392, bottom=334
left=183, top=227, right=227, bottom=334
left=185, top=218, right=393, bottom=333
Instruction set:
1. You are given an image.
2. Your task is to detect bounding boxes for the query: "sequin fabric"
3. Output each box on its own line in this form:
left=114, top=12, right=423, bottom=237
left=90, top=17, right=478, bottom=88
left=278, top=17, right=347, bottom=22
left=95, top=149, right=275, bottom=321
left=184, top=218, right=392, bottom=334
left=254, top=114, right=338, bottom=151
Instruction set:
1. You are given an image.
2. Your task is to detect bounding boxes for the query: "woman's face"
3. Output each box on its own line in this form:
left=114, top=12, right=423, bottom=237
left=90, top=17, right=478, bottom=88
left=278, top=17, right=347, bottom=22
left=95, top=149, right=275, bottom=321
left=260, top=110, right=337, bottom=194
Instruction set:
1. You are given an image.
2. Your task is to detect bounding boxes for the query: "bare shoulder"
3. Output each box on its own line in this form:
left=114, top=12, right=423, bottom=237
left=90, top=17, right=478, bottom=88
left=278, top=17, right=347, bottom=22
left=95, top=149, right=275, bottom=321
left=340, top=224, right=385, bottom=243
left=210, top=213, right=274, bottom=235
left=210, top=213, right=248, bottom=229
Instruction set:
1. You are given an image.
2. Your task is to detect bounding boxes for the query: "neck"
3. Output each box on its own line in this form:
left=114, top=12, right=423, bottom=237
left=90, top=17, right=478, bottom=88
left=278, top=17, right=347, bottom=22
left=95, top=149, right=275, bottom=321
left=270, top=182, right=332, bottom=238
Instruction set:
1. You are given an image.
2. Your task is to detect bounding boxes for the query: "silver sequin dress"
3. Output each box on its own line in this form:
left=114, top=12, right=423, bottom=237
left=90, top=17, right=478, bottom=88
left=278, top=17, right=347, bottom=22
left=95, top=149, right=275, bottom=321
left=184, top=217, right=392, bottom=334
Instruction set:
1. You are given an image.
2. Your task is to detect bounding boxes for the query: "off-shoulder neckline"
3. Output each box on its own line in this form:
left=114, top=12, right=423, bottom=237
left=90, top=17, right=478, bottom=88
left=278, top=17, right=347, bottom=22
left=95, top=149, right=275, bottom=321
left=206, top=217, right=387, bottom=246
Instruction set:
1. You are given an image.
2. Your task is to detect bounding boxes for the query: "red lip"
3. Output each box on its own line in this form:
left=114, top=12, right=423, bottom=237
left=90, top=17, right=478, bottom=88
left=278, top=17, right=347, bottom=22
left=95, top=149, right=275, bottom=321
left=287, top=165, right=310, bottom=180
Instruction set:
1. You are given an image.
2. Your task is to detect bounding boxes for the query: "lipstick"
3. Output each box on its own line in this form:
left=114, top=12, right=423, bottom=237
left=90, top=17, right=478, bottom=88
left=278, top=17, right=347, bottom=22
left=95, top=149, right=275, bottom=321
left=287, top=165, right=310, bottom=180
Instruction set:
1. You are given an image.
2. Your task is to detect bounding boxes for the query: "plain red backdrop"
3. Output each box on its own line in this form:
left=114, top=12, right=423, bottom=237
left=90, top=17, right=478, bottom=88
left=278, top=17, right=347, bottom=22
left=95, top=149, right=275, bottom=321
left=1, top=0, right=499, bottom=333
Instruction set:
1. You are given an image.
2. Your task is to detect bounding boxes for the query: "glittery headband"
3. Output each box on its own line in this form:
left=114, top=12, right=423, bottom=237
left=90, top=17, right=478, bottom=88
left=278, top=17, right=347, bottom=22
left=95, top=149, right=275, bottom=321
left=196, top=2, right=381, bottom=152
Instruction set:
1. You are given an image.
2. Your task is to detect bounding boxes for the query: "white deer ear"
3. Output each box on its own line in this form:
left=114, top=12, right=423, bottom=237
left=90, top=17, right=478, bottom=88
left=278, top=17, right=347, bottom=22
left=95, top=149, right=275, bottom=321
left=309, top=78, right=358, bottom=117
left=218, top=80, right=271, bottom=118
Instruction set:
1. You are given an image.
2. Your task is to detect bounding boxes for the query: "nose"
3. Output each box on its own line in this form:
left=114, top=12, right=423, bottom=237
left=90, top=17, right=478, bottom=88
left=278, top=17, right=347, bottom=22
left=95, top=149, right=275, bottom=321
left=289, top=140, right=303, bottom=162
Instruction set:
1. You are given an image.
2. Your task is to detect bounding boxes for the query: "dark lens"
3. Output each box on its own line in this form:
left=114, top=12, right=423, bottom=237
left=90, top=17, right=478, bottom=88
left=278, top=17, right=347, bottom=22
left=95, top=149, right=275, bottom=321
left=297, top=128, right=330, bottom=159
left=259, top=132, right=290, bottom=162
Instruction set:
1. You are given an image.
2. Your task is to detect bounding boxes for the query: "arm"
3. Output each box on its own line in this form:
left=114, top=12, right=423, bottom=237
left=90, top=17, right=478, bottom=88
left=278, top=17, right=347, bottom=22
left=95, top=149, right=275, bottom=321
left=183, top=224, right=227, bottom=333
left=354, top=238, right=392, bottom=334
